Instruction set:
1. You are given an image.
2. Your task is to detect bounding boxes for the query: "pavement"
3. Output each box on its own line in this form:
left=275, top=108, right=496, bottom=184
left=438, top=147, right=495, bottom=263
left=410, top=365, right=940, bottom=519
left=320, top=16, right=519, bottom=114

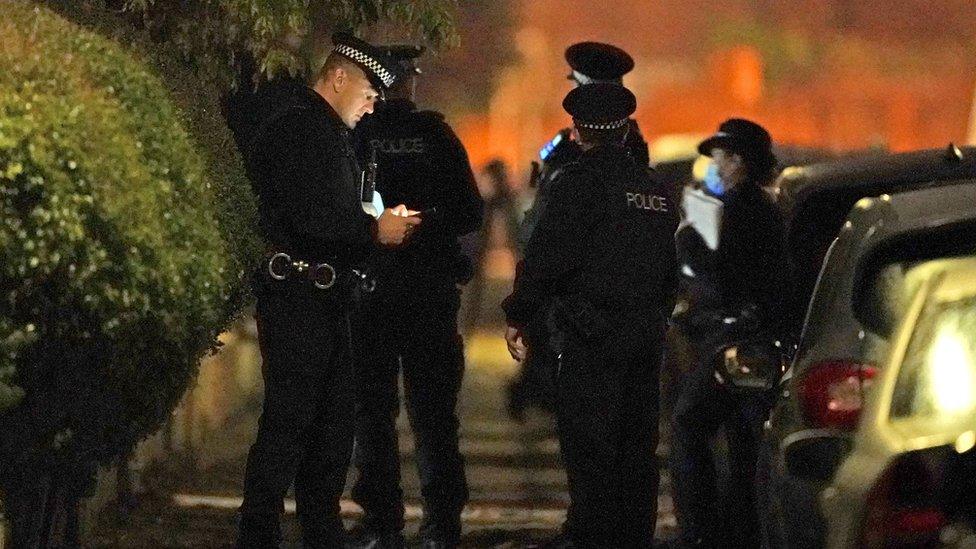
left=88, top=319, right=678, bottom=548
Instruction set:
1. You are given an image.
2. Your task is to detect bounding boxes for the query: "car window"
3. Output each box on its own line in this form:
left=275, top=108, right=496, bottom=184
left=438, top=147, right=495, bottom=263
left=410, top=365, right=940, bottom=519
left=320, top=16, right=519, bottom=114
left=794, top=250, right=903, bottom=373
left=856, top=263, right=910, bottom=333
left=890, top=295, right=976, bottom=419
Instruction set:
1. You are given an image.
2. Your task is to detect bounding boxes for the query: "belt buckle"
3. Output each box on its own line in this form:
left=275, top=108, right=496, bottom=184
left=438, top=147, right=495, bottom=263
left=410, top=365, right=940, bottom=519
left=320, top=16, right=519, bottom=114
left=268, top=252, right=291, bottom=280
left=310, top=262, right=337, bottom=290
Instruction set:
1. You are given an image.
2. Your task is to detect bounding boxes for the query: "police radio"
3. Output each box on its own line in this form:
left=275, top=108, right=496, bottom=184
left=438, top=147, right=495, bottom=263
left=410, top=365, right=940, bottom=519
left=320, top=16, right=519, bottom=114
left=539, top=130, right=565, bottom=162
left=530, top=129, right=570, bottom=188
left=361, top=147, right=384, bottom=218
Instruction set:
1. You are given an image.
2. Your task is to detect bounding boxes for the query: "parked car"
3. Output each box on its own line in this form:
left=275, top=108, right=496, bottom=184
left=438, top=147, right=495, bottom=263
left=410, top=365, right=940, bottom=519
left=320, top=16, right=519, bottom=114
left=761, top=179, right=976, bottom=548
left=821, top=255, right=976, bottom=548
left=772, top=145, right=976, bottom=339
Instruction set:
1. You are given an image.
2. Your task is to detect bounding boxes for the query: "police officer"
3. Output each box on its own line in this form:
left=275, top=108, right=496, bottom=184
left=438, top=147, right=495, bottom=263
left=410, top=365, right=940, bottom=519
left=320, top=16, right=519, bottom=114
left=346, top=45, right=483, bottom=549
left=503, top=84, right=678, bottom=548
left=237, top=33, right=422, bottom=548
left=669, top=119, right=787, bottom=549
left=516, top=41, right=650, bottom=252
left=507, top=41, right=651, bottom=420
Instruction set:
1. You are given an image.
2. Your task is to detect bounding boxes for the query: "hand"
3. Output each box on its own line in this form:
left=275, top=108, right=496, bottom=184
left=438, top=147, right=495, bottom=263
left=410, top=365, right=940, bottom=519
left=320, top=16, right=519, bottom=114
left=376, top=207, right=421, bottom=246
left=391, top=204, right=421, bottom=217
left=505, top=325, right=527, bottom=362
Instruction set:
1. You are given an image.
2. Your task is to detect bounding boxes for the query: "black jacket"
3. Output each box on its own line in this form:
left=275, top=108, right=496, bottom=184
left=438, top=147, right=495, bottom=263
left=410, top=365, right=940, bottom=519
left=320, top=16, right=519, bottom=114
left=716, top=183, right=788, bottom=337
left=516, top=119, right=650, bottom=253
left=246, top=87, right=375, bottom=265
left=354, top=99, right=483, bottom=286
left=503, top=143, right=678, bottom=331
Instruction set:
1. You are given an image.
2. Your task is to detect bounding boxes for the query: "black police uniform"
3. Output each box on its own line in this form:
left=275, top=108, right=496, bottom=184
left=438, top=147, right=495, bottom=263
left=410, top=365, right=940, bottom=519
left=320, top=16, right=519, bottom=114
left=348, top=70, right=483, bottom=543
left=669, top=119, right=788, bottom=549
left=237, top=34, right=398, bottom=549
left=516, top=119, right=649, bottom=252
left=504, top=84, right=678, bottom=548
left=508, top=42, right=651, bottom=420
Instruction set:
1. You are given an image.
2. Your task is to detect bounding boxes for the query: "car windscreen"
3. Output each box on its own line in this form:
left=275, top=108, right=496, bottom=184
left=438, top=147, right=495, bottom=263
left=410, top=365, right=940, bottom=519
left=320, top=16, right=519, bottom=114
left=890, top=295, right=976, bottom=420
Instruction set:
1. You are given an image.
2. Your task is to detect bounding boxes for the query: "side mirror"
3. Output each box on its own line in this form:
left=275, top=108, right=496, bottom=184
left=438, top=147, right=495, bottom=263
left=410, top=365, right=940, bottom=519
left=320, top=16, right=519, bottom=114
left=783, top=432, right=852, bottom=482
left=711, top=338, right=786, bottom=393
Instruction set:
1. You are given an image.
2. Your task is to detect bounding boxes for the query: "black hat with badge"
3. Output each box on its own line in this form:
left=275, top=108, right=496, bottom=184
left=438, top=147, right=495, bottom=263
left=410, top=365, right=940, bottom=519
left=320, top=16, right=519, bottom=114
left=378, top=44, right=426, bottom=76
left=562, top=82, right=636, bottom=131
left=698, top=118, right=777, bottom=171
left=565, top=41, right=635, bottom=84
left=330, top=32, right=400, bottom=91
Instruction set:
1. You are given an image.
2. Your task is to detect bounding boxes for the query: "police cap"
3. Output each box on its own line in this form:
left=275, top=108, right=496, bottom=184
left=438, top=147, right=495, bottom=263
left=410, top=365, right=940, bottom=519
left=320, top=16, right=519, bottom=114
left=562, top=83, right=636, bottom=130
left=378, top=44, right=426, bottom=75
left=565, top=42, right=635, bottom=84
left=698, top=118, right=776, bottom=170
left=331, top=32, right=399, bottom=90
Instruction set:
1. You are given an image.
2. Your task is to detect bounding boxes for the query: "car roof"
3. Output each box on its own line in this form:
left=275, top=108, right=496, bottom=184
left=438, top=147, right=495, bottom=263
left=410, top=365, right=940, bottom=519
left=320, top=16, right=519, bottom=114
left=774, top=145, right=976, bottom=215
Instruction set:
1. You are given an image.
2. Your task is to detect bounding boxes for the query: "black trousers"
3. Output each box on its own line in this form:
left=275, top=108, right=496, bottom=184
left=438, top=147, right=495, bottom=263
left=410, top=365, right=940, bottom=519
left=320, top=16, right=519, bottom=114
left=669, top=338, right=767, bottom=549
left=350, top=283, right=468, bottom=538
left=238, top=289, right=356, bottom=549
left=555, top=325, right=665, bottom=548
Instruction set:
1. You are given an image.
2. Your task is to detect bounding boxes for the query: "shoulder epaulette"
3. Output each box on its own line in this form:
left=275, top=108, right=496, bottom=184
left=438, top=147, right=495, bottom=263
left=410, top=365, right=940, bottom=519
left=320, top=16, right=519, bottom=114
left=416, top=109, right=446, bottom=122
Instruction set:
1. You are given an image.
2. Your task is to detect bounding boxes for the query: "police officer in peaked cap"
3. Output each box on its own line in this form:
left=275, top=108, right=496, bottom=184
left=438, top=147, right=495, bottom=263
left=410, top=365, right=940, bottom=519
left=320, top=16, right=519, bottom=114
left=562, top=42, right=650, bottom=170
left=669, top=118, right=787, bottom=548
left=345, top=44, right=483, bottom=549
left=507, top=41, right=652, bottom=422
left=236, top=32, right=423, bottom=548
left=503, top=84, right=678, bottom=548
left=516, top=41, right=651, bottom=252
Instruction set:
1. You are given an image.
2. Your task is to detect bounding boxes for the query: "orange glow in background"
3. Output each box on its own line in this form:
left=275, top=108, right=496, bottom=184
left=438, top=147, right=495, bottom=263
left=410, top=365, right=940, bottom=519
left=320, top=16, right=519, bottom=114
left=451, top=0, right=976, bottom=176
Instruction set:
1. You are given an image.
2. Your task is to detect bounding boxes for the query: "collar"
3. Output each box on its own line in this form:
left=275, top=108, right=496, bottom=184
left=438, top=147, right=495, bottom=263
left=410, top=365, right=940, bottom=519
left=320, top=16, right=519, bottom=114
left=304, top=86, right=347, bottom=129
left=580, top=142, right=629, bottom=162
left=379, top=98, right=416, bottom=113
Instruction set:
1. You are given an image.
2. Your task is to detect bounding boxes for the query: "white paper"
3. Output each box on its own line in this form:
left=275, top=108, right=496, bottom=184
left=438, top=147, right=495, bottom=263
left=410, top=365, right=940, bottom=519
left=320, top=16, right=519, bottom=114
left=362, top=190, right=385, bottom=219
left=682, top=187, right=723, bottom=250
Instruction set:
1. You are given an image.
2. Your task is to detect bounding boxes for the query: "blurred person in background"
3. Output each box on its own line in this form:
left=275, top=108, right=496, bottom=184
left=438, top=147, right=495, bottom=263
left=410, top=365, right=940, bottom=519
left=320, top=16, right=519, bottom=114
left=463, top=158, right=519, bottom=332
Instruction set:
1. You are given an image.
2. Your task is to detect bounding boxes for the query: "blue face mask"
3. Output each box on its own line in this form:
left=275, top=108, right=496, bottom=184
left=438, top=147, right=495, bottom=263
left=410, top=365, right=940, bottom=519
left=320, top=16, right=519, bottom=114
left=704, top=162, right=725, bottom=196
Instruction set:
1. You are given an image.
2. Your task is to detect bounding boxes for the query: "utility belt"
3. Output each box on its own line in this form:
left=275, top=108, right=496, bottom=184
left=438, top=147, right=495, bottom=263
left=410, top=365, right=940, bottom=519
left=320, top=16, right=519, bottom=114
left=381, top=250, right=475, bottom=286
left=258, top=251, right=376, bottom=299
left=545, top=294, right=669, bottom=355
left=545, top=294, right=612, bottom=356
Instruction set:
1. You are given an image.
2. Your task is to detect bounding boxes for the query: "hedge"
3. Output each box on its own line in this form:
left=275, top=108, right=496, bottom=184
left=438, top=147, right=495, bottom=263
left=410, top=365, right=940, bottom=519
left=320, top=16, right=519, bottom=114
left=0, top=0, right=260, bottom=507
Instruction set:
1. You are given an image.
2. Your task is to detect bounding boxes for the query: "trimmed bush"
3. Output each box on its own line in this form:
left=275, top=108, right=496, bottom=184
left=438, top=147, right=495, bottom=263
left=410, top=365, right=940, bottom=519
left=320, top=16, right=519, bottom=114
left=0, top=0, right=260, bottom=531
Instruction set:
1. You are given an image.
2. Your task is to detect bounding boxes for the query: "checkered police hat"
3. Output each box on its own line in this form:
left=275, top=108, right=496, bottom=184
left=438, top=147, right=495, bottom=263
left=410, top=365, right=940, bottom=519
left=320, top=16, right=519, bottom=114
left=563, top=83, right=636, bottom=130
left=331, top=33, right=399, bottom=90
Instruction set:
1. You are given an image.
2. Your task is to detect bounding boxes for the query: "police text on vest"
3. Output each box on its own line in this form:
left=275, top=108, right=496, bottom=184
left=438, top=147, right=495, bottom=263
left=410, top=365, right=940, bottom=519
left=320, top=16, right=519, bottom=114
left=626, top=192, right=668, bottom=212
